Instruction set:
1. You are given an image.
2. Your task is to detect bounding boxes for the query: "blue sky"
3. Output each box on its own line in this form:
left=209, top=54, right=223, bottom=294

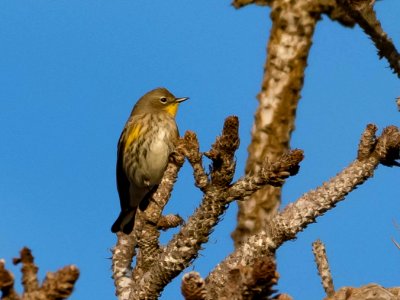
left=0, top=1, right=399, bottom=299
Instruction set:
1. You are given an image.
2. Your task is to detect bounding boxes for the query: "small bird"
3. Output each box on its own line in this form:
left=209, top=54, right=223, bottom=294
left=111, top=87, right=188, bottom=234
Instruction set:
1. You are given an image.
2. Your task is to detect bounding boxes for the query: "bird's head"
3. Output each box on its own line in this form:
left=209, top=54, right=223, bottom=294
left=133, top=87, right=189, bottom=117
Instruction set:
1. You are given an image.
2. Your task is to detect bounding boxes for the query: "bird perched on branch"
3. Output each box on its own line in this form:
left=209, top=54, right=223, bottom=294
left=111, top=87, right=188, bottom=234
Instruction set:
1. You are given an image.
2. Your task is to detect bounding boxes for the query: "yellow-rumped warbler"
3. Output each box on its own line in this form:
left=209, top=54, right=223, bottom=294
left=111, top=87, right=188, bottom=234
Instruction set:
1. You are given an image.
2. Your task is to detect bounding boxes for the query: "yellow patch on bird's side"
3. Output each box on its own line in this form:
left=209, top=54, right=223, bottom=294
left=125, top=124, right=142, bottom=150
left=164, top=103, right=178, bottom=117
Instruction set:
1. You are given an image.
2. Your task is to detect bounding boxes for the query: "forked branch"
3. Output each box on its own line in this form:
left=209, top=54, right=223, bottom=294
left=206, top=124, right=400, bottom=298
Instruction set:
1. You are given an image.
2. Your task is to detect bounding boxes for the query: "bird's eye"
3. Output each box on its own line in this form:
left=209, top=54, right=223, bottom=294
left=160, top=97, right=168, bottom=104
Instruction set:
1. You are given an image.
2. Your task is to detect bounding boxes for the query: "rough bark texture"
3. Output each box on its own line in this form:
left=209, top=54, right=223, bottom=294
left=111, top=142, right=186, bottom=300
left=206, top=125, right=400, bottom=298
left=325, top=284, right=400, bottom=300
left=312, top=240, right=400, bottom=300
left=232, top=0, right=355, bottom=247
left=0, top=248, right=79, bottom=300
left=313, top=240, right=335, bottom=297
left=108, top=1, right=400, bottom=298
left=111, top=117, right=303, bottom=299
left=181, top=272, right=207, bottom=300
left=337, top=0, right=400, bottom=78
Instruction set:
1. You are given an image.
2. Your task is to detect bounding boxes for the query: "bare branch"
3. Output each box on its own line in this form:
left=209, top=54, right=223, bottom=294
left=41, top=265, right=79, bottom=300
left=127, top=116, right=302, bottom=299
left=112, top=145, right=185, bottom=299
left=1, top=248, right=79, bottom=300
left=204, top=116, right=240, bottom=187
left=357, top=124, right=378, bottom=160
left=207, top=124, right=400, bottom=297
left=312, top=240, right=335, bottom=297
left=12, top=247, right=40, bottom=293
left=0, top=259, right=20, bottom=300
left=130, top=117, right=240, bottom=299
left=111, top=232, right=136, bottom=300
left=232, top=0, right=353, bottom=247
left=157, top=214, right=184, bottom=231
left=181, top=272, right=206, bottom=300
left=134, top=149, right=185, bottom=273
left=180, top=131, right=209, bottom=192
left=338, top=0, right=400, bottom=78
left=212, top=256, right=279, bottom=299
left=227, top=149, right=304, bottom=201
left=326, top=284, right=400, bottom=300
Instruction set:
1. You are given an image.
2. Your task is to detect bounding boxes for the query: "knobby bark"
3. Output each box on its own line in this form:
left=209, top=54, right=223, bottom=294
left=110, top=118, right=399, bottom=299
left=312, top=240, right=335, bottom=297
left=111, top=116, right=303, bottom=299
left=312, top=240, right=400, bottom=300
left=337, top=0, right=400, bottom=77
left=0, top=248, right=79, bottom=300
left=205, top=124, right=400, bottom=298
left=231, top=0, right=355, bottom=247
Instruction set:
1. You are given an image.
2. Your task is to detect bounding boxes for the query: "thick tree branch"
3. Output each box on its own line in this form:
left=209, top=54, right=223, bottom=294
left=207, top=124, right=400, bottom=298
left=128, top=116, right=302, bottom=299
left=112, top=144, right=185, bottom=300
left=232, top=0, right=354, bottom=247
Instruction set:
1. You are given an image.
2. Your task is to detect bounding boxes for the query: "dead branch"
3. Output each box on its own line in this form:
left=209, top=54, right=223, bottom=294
left=0, top=259, right=20, bottom=300
left=181, top=272, right=206, bottom=300
left=206, top=124, right=400, bottom=298
left=111, top=116, right=302, bottom=299
left=312, top=240, right=335, bottom=297
left=0, top=248, right=79, bottom=300
left=337, top=0, right=400, bottom=78
left=111, top=145, right=185, bottom=300
left=232, top=0, right=355, bottom=247
left=325, top=284, right=400, bottom=300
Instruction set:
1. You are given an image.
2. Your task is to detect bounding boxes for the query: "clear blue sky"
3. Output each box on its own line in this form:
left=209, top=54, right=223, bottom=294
left=0, top=1, right=399, bottom=299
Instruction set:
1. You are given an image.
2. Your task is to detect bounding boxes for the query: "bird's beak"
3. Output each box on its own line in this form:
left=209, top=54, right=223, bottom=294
left=175, top=97, right=189, bottom=103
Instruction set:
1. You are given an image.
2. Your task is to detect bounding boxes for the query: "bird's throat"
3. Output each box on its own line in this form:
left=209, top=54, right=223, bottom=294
left=164, top=103, right=178, bottom=117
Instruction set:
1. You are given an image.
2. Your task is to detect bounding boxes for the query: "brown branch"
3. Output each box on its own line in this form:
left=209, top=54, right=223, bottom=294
left=214, top=256, right=279, bottom=299
left=157, top=214, right=184, bottom=230
left=128, top=117, right=302, bottom=299
left=13, top=247, right=39, bottom=293
left=111, top=145, right=185, bottom=299
left=180, top=131, right=209, bottom=192
left=204, top=116, right=240, bottom=187
left=338, top=0, right=400, bottom=78
left=129, top=117, right=240, bottom=299
left=134, top=148, right=185, bottom=274
left=1, top=248, right=78, bottom=300
left=181, top=272, right=206, bottom=300
left=232, top=0, right=353, bottom=247
left=326, top=284, right=400, bottom=300
left=41, top=265, right=79, bottom=300
left=0, top=260, right=20, bottom=300
left=111, top=232, right=136, bottom=300
left=312, top=240, right=335, bottom=297
left=227, top=149, right=304, bottom=201
left=206, top=124, right=400, bottom=298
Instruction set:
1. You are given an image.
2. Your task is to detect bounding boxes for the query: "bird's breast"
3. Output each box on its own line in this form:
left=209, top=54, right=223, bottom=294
left=125, top=115, right=178, bottom=187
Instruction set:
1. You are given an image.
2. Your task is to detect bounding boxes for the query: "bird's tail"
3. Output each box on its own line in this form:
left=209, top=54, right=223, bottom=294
left=111, top=207, right=137, bottom=234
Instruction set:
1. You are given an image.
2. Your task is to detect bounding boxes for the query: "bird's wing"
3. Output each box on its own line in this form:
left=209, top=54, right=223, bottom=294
left=116, top=128, right=130, bottom=211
